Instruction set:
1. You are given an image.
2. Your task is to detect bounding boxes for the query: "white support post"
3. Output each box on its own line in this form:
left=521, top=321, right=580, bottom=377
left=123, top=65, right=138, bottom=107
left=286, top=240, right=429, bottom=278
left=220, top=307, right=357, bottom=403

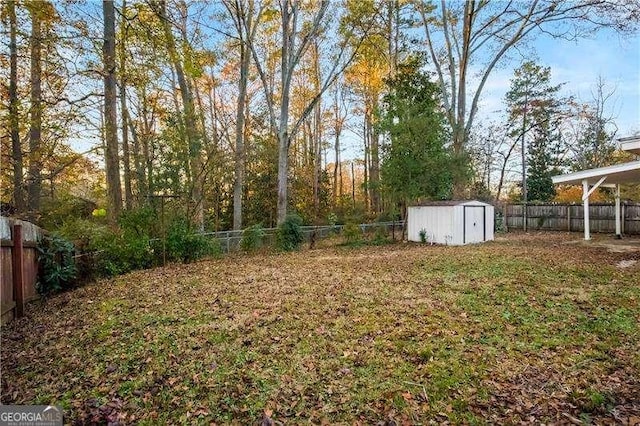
left=615, top=184, right=621, bottom=239
left=582, top=179, right=590, bottom=240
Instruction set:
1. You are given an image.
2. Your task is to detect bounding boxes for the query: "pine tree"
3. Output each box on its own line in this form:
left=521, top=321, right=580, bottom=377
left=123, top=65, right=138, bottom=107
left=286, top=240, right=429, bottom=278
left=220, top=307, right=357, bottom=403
left=379, top=56, right=458, bottom=206
left=505, top=61, right=563, bottom=203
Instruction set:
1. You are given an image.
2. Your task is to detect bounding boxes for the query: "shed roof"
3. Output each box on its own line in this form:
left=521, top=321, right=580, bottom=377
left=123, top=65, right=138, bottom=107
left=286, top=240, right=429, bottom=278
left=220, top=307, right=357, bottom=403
left=411, top=200, right=492, bottom=207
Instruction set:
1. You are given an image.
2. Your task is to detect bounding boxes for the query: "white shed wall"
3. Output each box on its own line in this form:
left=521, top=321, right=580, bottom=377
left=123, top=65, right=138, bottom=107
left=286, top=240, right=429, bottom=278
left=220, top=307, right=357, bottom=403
left=408, top=201, right=495, bottom=245
left=407, top=206, right=455, bottom=244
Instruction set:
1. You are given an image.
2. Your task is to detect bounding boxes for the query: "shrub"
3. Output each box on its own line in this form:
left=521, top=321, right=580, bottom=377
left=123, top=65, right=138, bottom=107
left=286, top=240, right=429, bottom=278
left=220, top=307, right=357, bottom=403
left=327, top=212, right=339, bottom=234
left=56, top=218, right=112, bottom=280
left=57, top=217, right=154, bottom=277
left=419, top=228, right=427, bottom=243
left=240, top=224, right=265, bottom=252
left=342, top=222, right=363, bottom=246
left=37, top=234, right=77, bottom=295
left=370, top=225, right=390, bottom=246
left=276, top=214, right=304, bottom=251
left=118, top=207, right=158, bottom=237
left=166, top=217, right=220, bottom=263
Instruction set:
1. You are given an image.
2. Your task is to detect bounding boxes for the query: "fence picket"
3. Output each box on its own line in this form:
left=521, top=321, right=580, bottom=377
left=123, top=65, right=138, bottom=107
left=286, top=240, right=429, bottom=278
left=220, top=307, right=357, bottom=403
left=504, top=203, right=640, bottom=234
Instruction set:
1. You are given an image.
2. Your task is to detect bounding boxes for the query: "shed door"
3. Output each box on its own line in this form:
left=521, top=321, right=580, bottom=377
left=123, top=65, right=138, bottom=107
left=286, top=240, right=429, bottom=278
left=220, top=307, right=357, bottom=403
left=463, top=206, right=486, bottom=244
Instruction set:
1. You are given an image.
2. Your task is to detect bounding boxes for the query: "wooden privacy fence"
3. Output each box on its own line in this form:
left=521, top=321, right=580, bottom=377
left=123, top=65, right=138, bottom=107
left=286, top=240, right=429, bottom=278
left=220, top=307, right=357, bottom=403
left=1, top=217, right=43, bottom=324
left=504, top=203, right=640, bottom=235
left=203, top=221, right=405, bottom=253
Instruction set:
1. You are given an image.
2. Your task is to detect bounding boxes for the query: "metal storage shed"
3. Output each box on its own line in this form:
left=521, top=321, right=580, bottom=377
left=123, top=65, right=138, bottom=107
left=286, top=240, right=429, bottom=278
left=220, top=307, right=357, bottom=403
left=407, top=200, right=495, bottom=245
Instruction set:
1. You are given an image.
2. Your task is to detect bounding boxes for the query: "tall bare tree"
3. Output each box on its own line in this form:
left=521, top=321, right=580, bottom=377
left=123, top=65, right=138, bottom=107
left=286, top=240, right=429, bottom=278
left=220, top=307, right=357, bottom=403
left=103, top=0, right=123, bottom=223
left=151, top=0, right=204, bottom=229
left=223, top=0, right=260, bottom=230
left=26, top=2, right=45, bottom=217
left=415, top=0, right=640, bottom=195
left=119, top=0, right=133, bottom=209
left=7, top=0, right=25, bottom=213
left=248, top=0, right=362, bottom=224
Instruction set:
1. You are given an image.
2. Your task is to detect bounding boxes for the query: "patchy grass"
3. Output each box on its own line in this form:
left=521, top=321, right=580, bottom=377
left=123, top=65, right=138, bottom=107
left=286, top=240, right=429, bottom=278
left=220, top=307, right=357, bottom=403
left=2, top=232, right=639, bottom=424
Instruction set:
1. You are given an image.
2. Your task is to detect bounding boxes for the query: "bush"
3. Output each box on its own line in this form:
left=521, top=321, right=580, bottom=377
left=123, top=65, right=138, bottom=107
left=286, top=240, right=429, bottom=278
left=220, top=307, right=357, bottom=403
left=419, top=228, right=427, bottom=243
left=57, top=217, right=154, bottom=277
left=97, top=231, right=154, bottom=276
left=118, top=207, right=158, bottom=237
left=276, top=214, right=304, bottom=251
left=342, top=222, right=363, bottom=246
left=240, top=224, right=265, bottom=252
left=166, top=217, right=220, bottom=263
left=37, top=234, right=77, bottom=295
left=370, top=225, right=390, bottom=246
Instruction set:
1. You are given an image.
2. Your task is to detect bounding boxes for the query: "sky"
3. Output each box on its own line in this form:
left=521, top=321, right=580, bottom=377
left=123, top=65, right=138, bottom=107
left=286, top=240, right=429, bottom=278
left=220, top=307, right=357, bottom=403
left=476, top=28, right=640, bottom=139
left=337, top=26, right=640, bottom=164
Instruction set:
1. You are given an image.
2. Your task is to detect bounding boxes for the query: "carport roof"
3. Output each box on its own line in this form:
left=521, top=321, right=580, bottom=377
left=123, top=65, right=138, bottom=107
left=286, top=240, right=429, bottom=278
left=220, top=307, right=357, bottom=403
left=552, top=161, right=640, bottom=186
left=619, top=136, right=640, bottom=155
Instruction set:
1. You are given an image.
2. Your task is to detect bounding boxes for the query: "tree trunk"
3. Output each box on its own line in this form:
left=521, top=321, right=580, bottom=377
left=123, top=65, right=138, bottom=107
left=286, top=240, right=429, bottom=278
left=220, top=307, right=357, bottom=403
left=370, top=120, right=380, bottom=213
left=27, top=5, right=42, bottom=218
left=119, top=0, right=133, bottom=210
left=233, top=36, right=249, bottom=230
left=333, top=131, right=340, bottom=205
left=276, top=1, right=293, bottom=225
left=128, top=113, right=146, bottom=202
left=103, top=0, right=123, bottom=223
left=8, top=0, right=25, bottom=213
left=154, top=0, right=204, bottom=230
left=363, top=112, right=370, bottom=210
left=276, top=129, right=290, bottom=224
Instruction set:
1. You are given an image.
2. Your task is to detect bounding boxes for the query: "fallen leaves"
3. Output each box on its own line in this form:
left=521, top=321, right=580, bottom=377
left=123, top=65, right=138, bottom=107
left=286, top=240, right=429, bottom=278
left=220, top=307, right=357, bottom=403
left=1, top=232, right=639, bottom=423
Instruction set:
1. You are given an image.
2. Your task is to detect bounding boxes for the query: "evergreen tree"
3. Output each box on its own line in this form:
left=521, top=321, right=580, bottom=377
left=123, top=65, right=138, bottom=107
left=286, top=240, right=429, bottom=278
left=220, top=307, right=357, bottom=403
left=527, top=109, right=561, bottom=202
left=506, top=61, right=563, bottom=203
left=379, top=56, right=458, bottom=206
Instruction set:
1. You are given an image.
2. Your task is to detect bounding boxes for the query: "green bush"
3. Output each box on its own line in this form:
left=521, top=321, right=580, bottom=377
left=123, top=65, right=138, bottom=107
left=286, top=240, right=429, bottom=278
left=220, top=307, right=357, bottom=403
left=342, top=222, right=363, bottom=246
left=240, top=224, right=265, bottom=252
left=419, top=228, right=427, bottom=243
left=166, top=217, right=220, bottom=263
left=97, top=231, right=154, bottom=276
left=57, top=217, right=154, bottom=277
left=370, top=225, right=390, bottom=246
left=276, top=214, right=304, bottom=251
left=37, top=234, right=77, bottom=295
left=118, top=207, right=158, bottom=237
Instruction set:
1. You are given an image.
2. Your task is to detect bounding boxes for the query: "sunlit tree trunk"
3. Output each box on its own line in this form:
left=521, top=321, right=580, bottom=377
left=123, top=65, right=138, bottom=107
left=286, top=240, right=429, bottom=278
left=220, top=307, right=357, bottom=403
left=103, top=0, right=123, bottom=223
left=153, top=0, right=203, bottom=229
left=224, top=0, right=255, bottom=230
left=8, top=0, right=25, bottom=213
left=119, top=0, right=133, bottom=209
left=27, top=3, right=43, bottom=218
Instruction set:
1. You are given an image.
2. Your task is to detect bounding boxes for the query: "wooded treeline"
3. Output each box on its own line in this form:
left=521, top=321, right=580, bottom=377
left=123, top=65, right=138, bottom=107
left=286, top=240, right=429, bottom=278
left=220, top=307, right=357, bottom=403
left=1, top=0, right=638, bottom=232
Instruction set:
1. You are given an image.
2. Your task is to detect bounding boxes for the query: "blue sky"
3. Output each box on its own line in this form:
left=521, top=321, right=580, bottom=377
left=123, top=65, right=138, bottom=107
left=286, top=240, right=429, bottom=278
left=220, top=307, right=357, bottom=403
left=478, top=28, right=640, bottom=138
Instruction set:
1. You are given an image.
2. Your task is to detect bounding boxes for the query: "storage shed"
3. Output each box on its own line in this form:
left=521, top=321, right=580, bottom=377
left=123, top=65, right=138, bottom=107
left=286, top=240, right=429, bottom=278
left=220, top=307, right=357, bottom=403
left=407, top=200, right=494, bottom=245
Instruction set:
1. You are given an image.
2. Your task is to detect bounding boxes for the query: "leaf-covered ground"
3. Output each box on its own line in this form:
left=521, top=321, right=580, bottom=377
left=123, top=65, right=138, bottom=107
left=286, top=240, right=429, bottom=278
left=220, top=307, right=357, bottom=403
left=2, top=232, right=639, bottom=425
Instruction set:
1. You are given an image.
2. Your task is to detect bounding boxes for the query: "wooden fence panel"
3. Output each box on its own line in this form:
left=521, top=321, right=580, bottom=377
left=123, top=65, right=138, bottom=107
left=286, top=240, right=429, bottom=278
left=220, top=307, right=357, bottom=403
left=1, top=245, right=15, bottom=324
left=0, top=217, right=43, bottom=324
left=504, top=203, right=640, bottom=235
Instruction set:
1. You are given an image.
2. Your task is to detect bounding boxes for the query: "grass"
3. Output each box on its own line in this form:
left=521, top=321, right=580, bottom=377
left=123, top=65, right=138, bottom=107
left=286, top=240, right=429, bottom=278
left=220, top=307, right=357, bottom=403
left=2, top=232, right=639, bottom=424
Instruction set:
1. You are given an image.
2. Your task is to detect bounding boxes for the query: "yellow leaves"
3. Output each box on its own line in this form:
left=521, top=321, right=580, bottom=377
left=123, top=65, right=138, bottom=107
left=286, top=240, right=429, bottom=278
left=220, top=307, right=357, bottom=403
left=345, top=54, right=387, bottom=98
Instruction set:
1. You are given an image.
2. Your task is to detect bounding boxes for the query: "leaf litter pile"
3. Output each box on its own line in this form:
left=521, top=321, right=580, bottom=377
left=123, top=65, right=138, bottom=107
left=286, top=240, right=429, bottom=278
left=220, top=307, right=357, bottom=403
left=2, top=232, right=639, bottom=424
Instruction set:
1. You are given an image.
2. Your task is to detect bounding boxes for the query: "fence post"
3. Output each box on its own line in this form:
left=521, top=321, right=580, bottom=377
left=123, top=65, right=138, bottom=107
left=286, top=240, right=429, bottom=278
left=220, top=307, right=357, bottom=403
left=567, top=205, right=571, bottom=232
left=12, top=224, right=25, bottom=318
left=503, top=204, right=508, bottom=232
